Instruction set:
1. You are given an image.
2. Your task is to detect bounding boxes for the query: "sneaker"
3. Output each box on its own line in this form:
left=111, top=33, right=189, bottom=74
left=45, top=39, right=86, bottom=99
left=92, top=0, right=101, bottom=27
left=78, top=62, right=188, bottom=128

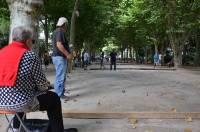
left=64, top=128, right=78, bottom=132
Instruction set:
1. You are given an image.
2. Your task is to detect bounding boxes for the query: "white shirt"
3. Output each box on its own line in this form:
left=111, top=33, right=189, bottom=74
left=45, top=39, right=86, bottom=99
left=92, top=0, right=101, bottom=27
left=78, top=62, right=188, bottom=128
left=84, top=52, right=89, bottom=61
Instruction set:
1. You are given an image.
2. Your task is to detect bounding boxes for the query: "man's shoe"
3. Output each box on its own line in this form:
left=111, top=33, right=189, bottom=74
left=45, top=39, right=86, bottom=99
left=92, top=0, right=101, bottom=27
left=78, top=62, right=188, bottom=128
left=64, top=128, right=78, bottom=132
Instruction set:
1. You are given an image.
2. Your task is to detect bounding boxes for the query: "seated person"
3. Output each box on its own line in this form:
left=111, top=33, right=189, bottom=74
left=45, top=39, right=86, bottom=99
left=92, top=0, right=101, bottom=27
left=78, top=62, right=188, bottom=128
left=0, top=26, right=77, bottom=132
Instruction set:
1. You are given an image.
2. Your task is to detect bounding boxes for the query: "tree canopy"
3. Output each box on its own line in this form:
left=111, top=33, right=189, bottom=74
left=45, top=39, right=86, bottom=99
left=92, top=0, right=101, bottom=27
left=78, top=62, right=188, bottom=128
left=1, top=0, right=200, bottom=66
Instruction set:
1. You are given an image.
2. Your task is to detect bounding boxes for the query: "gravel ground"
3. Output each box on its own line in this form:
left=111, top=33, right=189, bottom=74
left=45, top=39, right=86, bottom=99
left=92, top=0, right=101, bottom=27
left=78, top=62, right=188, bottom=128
left=1, top=64, right=200, bottom=132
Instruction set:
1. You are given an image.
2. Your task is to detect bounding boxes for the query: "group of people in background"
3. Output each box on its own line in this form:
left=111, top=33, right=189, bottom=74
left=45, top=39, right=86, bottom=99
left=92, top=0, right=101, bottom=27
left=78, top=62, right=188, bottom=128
left=100, top=49, right=117, bottom=70
left=73, top=49, right=118, bottom=71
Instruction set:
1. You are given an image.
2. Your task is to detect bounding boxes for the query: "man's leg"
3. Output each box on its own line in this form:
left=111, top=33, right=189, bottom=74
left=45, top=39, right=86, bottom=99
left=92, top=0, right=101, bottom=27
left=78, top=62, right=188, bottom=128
left=110, top=61, right=113, bottom=70
left=52, top=56, right=67, bottom=97
left=100, top=60, right=103, bottom=69
left=84, top=61, right=87, bottom=70
left=114, top=60, right=116, bottom=70
left=37, top=91, right=64, bottom=132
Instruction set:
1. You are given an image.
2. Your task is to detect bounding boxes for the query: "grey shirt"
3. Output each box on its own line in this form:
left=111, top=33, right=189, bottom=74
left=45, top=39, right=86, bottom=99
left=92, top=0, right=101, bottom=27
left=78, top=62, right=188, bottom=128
left=52, top=28, right=70, bottom=57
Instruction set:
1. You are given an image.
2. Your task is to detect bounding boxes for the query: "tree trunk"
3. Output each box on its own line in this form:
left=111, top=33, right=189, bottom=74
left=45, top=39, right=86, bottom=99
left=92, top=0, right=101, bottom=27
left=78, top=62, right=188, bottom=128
left=44, top=15, right=49, bottom=50
left=120, top=50, right=123, bottom=62
left=69, top=0, right=80, bottom=47
left=68, top=0, right=80, bottom=73
left=34, top=21, right=40, bottom=55
left=135, top=49, right=139, bottom=63
left=154, top=44, right=158, bottom=55
left=177, top=32, right=190, bottom=66
left=132, top=48, right=135, bottom=62
left=129, top=47, right=132, bottom=62
left=194, top=33, right=200, bottom=66
left=177, top=40, right=183, bottom=66
left=126, top=48, right=128, bottom=63
left=6, top=0, right=43, bottom=54
left=169, top=33, right=179, bottom=68
left=167, top=0, right=178, bottom=67
left=123, top=50, right=126, bottom=63
left=40, top=14, right=49, bottom=51
left=144, top=46, right=148, bottom=64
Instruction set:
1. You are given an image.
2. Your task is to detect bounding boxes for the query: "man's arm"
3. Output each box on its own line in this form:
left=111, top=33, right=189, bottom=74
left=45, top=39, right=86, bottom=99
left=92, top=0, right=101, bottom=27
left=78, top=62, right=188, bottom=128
left=55, top=30, right=73, bottom=60
left=56, top=42, right=72, bottom=60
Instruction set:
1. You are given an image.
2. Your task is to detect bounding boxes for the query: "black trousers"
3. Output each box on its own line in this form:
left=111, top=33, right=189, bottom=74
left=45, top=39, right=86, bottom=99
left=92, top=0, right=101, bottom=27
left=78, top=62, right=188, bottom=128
left=13, top=91, right=64, bottom=132
left=110, top=60, right=116, bottom=70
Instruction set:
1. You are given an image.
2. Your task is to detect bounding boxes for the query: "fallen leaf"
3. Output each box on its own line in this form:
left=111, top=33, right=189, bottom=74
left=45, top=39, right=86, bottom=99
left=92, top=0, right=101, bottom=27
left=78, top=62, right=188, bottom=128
left=170, top=108, right=177, bottom=112
left=184, top=128, right=192, bottom=132
left=64, top=99, right=69, bottom=103
left=129, top=118, right=137, bottom=124
left=132, top=124, right=136, bottom=129
left=185, top=116, right=193, bottom=122
left=65, top=99, right=69, bottom=102
left=145, top=130, right=155, bottom=132
left=97, top=101, right=101, bottom=105
left=122, top=89, right=126, bottom=93
left=128, top=118, right=137, bottom=129
left=73, top=99, right=78, bottom=102
left=96, top=121, right=102, bottom=124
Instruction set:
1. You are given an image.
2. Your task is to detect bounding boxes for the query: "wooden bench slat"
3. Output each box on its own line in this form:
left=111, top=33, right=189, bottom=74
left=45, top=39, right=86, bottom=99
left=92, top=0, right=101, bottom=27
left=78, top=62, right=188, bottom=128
left=63, top=110, right=200, bottom=119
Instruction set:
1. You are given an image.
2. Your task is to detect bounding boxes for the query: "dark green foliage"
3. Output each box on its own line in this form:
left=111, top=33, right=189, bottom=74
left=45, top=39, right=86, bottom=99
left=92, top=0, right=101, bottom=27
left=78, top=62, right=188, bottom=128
left=0, top=33, right=9, bottom=49
left=0, top=0, right=199, bottom=65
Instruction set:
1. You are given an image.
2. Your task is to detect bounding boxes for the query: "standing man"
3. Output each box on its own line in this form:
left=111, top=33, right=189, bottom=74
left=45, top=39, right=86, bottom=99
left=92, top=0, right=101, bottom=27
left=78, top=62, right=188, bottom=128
left=83, top=50, right=89, bottom=70
left=81, top=50, right=85, bottom=68
left=110, top=49, right=117, bottom=70
left=100, top=50, right=105, bottom=69
left=153, top=53, right=159, bottom=68
left=52, top=17, right=73, bottom=98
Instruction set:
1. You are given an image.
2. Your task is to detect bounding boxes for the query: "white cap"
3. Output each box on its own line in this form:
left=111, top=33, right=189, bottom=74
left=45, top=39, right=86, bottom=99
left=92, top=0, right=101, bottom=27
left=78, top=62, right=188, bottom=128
left=56, top=17, right=68, bottom=27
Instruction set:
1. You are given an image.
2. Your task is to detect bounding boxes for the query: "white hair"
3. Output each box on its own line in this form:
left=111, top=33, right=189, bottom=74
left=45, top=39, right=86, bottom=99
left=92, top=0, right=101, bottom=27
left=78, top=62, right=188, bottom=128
left=12, top=26, right=33, bottom=42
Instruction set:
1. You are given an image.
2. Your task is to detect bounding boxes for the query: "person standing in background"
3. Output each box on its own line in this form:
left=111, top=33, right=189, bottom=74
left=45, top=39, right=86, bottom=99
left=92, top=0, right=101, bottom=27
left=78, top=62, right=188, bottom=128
left=83, top=50, right=89, bottom=70
left=154, top=53, right=159, bottom=68
left=110, top=49, right=117, bottom=70
left=100, top=50, right=105, bottom=69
